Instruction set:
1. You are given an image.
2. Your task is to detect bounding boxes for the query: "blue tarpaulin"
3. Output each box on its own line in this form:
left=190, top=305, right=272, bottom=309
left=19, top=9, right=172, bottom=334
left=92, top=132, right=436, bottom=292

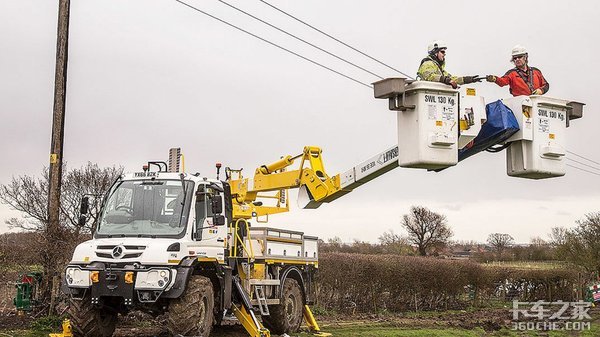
left=458, top=100, right=520, bottom=162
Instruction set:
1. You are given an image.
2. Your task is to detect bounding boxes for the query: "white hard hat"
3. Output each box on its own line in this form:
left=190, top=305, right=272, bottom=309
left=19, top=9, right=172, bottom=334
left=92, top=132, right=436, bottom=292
left=511, top=45, right=528, bottom=57
left=428, top=40, right=448, bottom=54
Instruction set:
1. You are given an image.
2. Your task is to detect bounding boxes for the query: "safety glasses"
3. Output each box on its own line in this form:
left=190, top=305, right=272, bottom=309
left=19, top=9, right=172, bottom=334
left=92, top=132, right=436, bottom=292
left=512, top=55, right=525, bottom=61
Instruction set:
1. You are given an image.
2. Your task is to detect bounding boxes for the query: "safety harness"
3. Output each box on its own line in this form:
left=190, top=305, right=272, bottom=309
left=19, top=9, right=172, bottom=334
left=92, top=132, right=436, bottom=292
left=515, top=66, right=535, bottom=94
left=418, top=56, right=445, bottom=81
left=420, top=56, right=444, bottom=73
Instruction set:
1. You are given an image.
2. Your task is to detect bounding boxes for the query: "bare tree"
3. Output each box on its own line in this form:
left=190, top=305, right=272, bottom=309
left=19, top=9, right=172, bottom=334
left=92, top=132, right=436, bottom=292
left=0, top=162, right=121, bottom=306
left=549, top=227, right=568, bottom=247
left=554, top=212, right=600, bottom=273
left=487, top=233, right=514, bottom=258
left=0, top=162, right=121, bottom=234
left=529, top=236, right=547, bottom=246
left=378, top=230, right=402, bottom=245
left=402, top=206, right=452, bottom=256
left=378, top=230, right=412, bottom=255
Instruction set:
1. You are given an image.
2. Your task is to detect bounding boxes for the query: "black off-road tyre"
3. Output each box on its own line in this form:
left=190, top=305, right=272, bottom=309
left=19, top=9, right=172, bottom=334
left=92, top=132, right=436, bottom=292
left=167, top=275, right=214, bottom=337
left=262, top=278, right=304, bottom=335
left=67, top=296, right=118, bottom=337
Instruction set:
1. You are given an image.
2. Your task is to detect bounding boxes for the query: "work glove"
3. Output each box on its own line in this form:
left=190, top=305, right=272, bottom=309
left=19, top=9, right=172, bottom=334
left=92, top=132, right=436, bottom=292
left=463, top=75, right=482, bottom=84
left=532, top=88, right=543, bottom=95
left=441, top=76, right=458, bottom=89
left=486, top=75, right=497, bottom=82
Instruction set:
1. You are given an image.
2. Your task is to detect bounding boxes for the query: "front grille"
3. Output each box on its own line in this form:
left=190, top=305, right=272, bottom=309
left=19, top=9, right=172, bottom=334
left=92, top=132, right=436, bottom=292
left=95, top=244, right=145, bottom=260
left=96, top=252, right=143, bottom=259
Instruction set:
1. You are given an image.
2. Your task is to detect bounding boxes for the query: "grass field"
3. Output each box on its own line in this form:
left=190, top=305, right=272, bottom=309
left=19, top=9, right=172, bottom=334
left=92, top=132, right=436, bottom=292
left=482, top=261, right=573, bottom=270
left=1, top=306, right=599, bottom=337
left=2, top=321, right=599, bottom=337
left=295, top=324, right=600, bottom=337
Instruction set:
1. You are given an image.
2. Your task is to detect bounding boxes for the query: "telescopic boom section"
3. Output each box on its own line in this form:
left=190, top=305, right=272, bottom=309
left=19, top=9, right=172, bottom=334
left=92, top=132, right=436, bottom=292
left=227, top=146, right=342, bottom=219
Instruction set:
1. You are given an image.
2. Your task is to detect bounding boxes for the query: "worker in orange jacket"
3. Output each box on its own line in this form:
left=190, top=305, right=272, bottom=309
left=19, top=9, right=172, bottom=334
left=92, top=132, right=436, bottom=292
left=486, top=45, right=549, bottom=96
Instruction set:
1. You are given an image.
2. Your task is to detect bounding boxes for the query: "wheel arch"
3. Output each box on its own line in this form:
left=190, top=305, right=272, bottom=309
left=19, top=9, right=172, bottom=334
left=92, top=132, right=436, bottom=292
left=279, top=266, right=306, bottom=304
left=163, top=257, right=223, bottom=301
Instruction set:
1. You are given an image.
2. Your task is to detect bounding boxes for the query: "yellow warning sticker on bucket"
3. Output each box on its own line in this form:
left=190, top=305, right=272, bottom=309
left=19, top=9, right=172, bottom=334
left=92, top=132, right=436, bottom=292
left=50, top=153, right=58, bottom=164
left=436, top=120, right=443, bottom=126
left=549, top=133, right=555, bottom=139
left=466, top=88, right=476, bottom=96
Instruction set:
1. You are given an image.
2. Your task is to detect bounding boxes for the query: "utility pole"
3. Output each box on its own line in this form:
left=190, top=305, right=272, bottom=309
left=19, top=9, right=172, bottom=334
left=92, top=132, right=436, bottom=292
left=47, top=0, right=71, bottom=314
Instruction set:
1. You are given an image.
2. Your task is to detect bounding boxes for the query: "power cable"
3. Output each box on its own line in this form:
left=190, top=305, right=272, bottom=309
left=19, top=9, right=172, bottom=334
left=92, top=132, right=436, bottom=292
left=567, top=150, right=600, bottom=166
left=174, top=0, right=373, bottom=89
left=175, top=0, right=596, bottom=182
left=566, top=164, right=600, bottom=177
left=218, top=0, right=384, bottom=80
left=259, top=0, right=414, bottom=80
left=566, top=157, right=600, bottom=171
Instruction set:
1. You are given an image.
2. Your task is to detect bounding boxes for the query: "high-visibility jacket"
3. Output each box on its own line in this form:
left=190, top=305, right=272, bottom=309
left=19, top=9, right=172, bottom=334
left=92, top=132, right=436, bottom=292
left=417, top=56, right=467, bottom=85
left=494, top=66, right=549, bottom=96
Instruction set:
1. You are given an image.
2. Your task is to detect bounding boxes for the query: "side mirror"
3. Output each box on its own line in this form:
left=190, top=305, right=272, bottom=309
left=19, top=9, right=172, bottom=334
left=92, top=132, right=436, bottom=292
left=213, top=215, right=226, bottom=226
left=211, top=196, right=223, bottom=214
left=80, top=196, right=89, bottom=215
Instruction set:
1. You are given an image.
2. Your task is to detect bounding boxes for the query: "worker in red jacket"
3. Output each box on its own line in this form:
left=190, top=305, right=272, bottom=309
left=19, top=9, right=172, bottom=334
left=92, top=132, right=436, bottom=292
left=486, top=45, right=549, bottom=96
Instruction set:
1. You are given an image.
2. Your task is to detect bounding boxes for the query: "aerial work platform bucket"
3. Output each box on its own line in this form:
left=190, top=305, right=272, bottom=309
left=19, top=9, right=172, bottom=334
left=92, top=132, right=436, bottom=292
left=373, top=78, right=485, bottom=170
left=502, top=95, right=584, bottom=179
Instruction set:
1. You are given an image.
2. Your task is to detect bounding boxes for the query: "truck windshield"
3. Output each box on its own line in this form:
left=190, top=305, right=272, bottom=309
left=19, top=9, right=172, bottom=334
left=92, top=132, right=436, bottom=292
left=96, top=179, right=194, bottom=238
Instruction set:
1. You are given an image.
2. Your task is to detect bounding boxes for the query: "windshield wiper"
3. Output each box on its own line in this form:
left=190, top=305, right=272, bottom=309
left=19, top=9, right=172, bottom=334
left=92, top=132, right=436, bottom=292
left=106, top=234, right=157, bottom=238
left=137, top=234, right=157, bottom=238
left=106, top=234, right=126, bottom=238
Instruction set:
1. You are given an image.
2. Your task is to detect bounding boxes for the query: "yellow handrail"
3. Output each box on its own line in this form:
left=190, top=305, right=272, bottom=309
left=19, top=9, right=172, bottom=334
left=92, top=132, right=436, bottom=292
left=230, top=218, right=255, bottom=262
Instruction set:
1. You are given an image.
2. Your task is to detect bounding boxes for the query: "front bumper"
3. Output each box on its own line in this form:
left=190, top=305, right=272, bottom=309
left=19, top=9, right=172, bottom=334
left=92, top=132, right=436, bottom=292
left=62, top=265, right=191, bottom=304
left=91, top=270, right=135, bottom=305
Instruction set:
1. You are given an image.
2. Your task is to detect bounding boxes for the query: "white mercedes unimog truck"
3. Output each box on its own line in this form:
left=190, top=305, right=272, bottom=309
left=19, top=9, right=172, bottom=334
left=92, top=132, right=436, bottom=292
left=62, top=162, right=322, bottom=337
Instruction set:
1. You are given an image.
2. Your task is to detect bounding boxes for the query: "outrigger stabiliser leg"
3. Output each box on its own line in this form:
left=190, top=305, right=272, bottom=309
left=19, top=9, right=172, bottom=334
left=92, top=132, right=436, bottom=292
left=232, top=276, right=271, bottom=337
left=49, top=319, right=72, bottom=337
left=304, top=305, right=332, bottom=336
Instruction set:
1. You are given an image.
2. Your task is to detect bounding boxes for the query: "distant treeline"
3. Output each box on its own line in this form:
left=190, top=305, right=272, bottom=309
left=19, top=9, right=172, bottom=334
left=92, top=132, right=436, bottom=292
left=319, top=237, right=558, bottom=262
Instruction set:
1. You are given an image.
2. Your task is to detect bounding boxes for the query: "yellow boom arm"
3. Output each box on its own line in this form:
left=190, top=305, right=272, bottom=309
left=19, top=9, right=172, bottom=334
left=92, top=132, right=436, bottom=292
left=227, top=146, right=342, bottom=219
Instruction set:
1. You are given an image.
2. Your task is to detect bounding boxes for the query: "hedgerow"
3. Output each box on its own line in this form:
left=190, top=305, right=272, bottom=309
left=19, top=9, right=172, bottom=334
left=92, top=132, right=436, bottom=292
left=316, top=253, right=582, bottom=313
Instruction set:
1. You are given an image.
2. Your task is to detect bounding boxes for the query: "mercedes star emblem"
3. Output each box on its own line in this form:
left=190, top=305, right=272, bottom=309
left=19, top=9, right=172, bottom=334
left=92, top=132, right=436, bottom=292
left=111, top=245, right=125, bottom=259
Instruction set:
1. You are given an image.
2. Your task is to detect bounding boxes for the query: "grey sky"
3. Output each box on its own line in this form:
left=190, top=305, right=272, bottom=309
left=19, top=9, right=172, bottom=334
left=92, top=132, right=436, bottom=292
left=1, top=0, right=598, bottom=243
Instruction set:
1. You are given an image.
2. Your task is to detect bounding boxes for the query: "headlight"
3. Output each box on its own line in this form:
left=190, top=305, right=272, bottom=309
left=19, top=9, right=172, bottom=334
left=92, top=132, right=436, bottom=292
left=65, top=267, right=91, bottom=288
left=134, top=269, right=172, bottom=290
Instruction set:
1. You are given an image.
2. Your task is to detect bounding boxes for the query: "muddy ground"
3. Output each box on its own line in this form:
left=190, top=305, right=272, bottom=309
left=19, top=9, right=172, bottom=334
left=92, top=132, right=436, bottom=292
left=0, top=307, right=516, bottom=337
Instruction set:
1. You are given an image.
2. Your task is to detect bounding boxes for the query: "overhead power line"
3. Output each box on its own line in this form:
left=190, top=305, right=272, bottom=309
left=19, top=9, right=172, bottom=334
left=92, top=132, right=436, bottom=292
left=566, top=164, right=600, bottom=177
left=567, top=150, right=600, bottom=166
left=174, top=0, right=373, bottom=89
left=566, top=157, right=600, bottom=171
left=175, top=0, right=599, bottom=182
left=218, top=0, right=384, bottom=80
left=259, top=0, right=414, bottom=80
